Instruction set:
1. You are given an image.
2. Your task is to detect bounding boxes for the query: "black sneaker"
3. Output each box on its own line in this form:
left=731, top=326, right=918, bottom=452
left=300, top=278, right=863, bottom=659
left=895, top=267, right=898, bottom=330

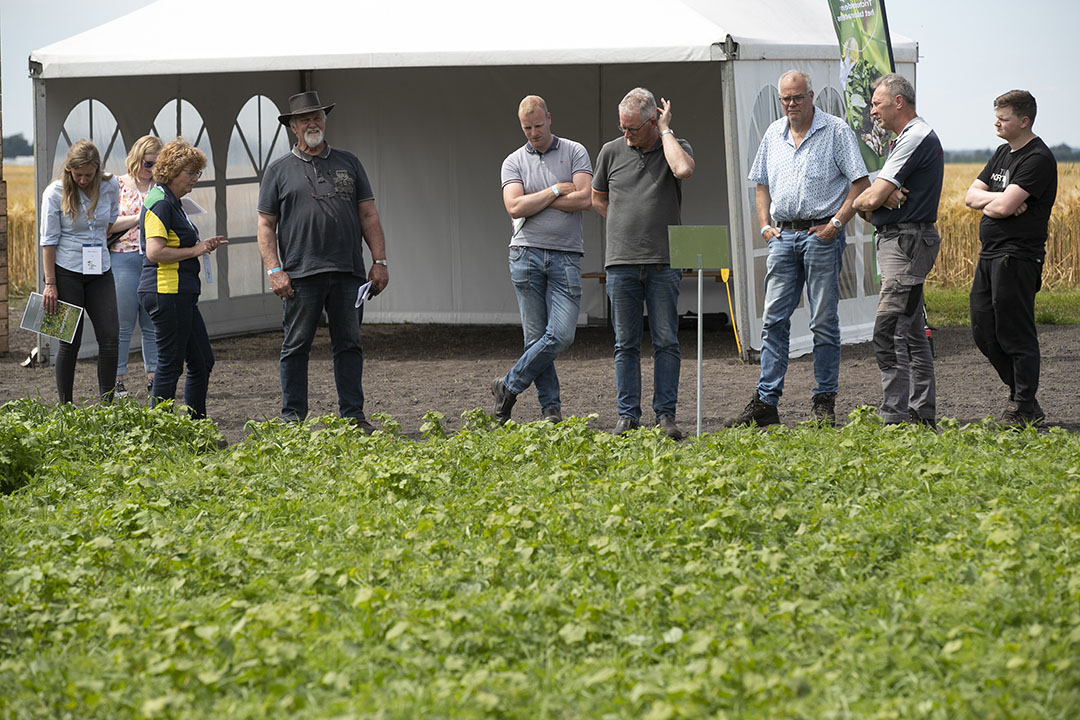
left=726, top=394, right=780, bottom=428
left=542, top=407, right=563, bottom=423
left=613, top=416, right=640, bottom=435
left=491, top=378, right=517, bottom=425
left=811, top=393, right=836, bottom=426
left=114, top=381, right=129, bottom=399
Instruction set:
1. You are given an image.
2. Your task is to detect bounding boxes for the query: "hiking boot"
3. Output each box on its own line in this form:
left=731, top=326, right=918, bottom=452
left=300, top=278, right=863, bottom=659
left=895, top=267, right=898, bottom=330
left=613, top=415, right=640, bottom=435
left=726, top=394, right=780, bottom=428
left=907, top=409, right=937, bottom=430
left=355, top=418, right=377, bottom=435
left=657, top=415, right=684, bottom=440
left=491, top=378, right=517, bottom=425
left=999, top=401, right=1041, bottom=427
left=542, top=407, right=563, bottom=424
left=811, top=393, right=836, bottom=426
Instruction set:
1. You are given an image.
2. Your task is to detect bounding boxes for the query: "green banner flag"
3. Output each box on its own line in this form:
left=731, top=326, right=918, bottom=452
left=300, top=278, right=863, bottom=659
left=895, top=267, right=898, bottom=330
left=827, top=0, right=895, bottom=172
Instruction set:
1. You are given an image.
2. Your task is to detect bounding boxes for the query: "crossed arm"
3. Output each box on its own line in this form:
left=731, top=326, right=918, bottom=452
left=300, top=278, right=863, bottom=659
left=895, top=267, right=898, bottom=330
left=502, top=171, right=593, bottom=219
left=853, top=177, right=909, bottom=216
left=965, top=179, right=1029, bottom=218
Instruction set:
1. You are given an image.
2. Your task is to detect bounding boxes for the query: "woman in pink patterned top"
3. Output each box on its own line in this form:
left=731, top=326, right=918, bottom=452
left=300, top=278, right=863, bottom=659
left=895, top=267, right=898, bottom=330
left=110, top=135, right=163, bottom=397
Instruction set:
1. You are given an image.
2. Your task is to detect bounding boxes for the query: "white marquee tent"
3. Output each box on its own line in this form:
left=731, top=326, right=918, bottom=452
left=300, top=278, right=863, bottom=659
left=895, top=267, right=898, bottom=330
left=29, top=0, right=918, bottom=358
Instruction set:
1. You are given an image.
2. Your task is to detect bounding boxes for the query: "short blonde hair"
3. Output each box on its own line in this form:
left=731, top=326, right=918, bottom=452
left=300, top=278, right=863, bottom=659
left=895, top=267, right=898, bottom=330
left=125, top=135, right=164, bottom=177
left=518, top=95, right=548, bottom=117
left=152, top=138, right=207, bottom=186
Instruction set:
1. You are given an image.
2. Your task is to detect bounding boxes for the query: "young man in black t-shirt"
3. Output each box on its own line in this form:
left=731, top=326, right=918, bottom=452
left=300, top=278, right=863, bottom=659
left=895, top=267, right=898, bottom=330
left=964, top=90, right=1058, bottom=425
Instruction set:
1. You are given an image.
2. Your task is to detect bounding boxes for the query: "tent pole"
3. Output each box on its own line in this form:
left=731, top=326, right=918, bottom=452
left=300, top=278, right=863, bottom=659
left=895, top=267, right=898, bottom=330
left=720, top=48, right=752, bottom=363
left=32, top=76, right=51, bottom=365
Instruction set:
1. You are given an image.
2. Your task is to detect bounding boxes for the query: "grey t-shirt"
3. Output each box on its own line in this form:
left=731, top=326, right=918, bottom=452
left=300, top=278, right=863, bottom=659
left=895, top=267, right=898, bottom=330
left=257, top=145, right=374, bottom=279
left=500, top=136, right=592, bottom=253
left=593, top=135, right=692, bottom=266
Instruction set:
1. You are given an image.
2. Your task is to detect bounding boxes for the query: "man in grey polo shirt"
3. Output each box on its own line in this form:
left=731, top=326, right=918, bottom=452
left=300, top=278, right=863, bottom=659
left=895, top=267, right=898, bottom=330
left=257, top=91, right=389, bottom=432
left=593, top=87, right=695, bottom=440
left=492, top=95, right=593, bottom=424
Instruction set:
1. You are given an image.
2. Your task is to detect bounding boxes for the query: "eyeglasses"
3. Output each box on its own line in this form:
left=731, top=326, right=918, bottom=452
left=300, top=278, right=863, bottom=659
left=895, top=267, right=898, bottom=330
left=779, top=94, right=808, bottom=105
left=184, top=169, right=203, bottom=180
left=618, top=118, right=653, bottom=134
left=142, top=160, right=156, bottom=169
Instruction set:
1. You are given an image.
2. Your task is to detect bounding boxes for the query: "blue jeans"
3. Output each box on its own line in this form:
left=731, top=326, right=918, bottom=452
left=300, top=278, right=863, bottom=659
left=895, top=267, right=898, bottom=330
left=503, top=246, right=582, bottom=411
left=141, top=292, right=214, bottom=419
left=757, top=228, right=845, bottom=406
left=605, top=264, right=681, bottom=421
left=111, top=250, right=158, bottom=377
left=280, top=272, right=366, bottom=422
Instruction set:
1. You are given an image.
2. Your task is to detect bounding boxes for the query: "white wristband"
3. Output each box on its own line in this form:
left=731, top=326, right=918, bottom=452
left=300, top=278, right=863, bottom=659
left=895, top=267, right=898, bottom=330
left=760, top=225, right=773, bottom=238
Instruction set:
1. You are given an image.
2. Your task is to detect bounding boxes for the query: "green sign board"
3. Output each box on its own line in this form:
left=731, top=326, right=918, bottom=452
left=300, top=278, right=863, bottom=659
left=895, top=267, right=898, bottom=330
left=667, top=225, right=730, bottom=270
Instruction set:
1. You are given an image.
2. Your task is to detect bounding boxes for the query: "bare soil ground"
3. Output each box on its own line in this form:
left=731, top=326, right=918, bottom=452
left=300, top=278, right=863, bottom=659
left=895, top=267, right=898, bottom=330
left=3, top=301, right=1078, bottom=444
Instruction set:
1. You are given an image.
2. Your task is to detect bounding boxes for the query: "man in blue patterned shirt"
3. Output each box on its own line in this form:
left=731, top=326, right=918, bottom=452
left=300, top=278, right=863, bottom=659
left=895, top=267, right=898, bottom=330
left=728, top=70, right=869, bottom=427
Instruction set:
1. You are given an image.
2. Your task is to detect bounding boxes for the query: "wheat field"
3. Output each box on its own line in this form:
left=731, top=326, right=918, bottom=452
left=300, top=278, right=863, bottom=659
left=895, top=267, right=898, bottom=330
left=932, top=163, right=1079, bottom=288
left=4, top=163, right=1079, bottom=291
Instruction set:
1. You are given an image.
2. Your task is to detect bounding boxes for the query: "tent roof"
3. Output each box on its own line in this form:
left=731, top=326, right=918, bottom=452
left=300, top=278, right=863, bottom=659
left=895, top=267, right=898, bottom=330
left=30, top=0, right=916, bottom=80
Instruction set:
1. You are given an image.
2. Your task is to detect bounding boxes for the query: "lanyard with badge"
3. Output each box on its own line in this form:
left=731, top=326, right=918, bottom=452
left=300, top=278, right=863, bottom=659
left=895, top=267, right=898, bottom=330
left=80, top=192, right=104, bottom=275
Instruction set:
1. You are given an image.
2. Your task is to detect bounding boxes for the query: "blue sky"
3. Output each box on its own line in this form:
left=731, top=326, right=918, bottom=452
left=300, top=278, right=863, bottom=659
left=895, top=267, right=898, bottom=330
left=2, top=0, right=1077, bottom=149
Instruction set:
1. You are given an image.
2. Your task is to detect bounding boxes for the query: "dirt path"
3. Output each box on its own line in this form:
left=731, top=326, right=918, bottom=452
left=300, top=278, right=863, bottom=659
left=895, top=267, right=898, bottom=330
left=3, top=302, right=1078, bottom=443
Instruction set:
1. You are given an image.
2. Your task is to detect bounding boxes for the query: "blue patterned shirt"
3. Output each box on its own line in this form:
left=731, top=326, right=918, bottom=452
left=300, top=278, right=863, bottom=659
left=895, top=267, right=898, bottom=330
left=748, top=109, right=867, bottom=222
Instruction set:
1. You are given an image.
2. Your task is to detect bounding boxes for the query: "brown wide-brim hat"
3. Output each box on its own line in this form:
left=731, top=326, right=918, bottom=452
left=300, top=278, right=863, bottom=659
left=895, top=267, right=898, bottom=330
left=278, top=91, right=336, bottom=126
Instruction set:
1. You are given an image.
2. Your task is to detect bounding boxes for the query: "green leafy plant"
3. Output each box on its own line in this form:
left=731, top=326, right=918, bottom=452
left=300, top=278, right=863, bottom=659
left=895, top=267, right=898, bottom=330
left=2, top=402, right=1078, bottom=718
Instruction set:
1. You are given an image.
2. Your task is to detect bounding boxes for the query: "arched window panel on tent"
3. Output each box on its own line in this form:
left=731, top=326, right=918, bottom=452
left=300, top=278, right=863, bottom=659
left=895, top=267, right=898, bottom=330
left=746, top=85, right=782, bottom=254
left=51, top=99, right=127, bottom=179
left=226, top=96, right=291, bottom=298
left=151, top=99, right=219, bottom=301
left=814, top=86, right=845, bottom=120
left=746, top=85, right=785, bottom=313
left=817, top=84, right=866, bottom=301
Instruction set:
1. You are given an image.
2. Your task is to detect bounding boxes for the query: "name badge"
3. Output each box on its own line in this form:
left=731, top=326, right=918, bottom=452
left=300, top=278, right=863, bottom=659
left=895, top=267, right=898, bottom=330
left=82, top=245, right=104, bottom=275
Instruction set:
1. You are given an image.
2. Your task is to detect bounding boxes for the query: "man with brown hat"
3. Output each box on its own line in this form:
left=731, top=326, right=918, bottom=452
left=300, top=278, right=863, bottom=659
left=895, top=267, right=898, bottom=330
left=257, top=91, right=389, bottom=432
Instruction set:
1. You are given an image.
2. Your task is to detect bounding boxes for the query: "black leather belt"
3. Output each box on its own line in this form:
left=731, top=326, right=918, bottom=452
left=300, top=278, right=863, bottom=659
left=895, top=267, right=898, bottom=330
left=878, top=222, right=935, bottom=233
left=778, top=218, right=831, bottom=231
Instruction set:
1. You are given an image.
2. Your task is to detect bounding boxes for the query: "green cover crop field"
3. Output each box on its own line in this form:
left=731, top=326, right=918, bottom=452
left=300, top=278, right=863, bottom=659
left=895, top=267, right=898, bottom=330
left=2, top=400, right=1078, bottom=719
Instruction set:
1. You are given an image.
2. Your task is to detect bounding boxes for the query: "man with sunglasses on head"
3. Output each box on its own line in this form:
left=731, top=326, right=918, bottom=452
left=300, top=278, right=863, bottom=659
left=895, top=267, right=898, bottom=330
left=728, top=70, right=869, bottom=428
left=257, top=91, right=389, bottom=433
left=593, top=87, right=695, bottom=440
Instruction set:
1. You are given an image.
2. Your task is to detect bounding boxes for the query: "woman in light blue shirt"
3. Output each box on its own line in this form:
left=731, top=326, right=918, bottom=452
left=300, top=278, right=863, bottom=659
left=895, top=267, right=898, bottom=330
left=39, top=140, right=121, bottom=403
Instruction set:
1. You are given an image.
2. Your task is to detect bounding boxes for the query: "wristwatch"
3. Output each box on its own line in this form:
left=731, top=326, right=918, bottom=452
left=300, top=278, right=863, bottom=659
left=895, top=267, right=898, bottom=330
left=550, top=185, right=560, bottom=198
left=373, top=259, right=388, bottom=267
left=830, top=217, right=843, bottom=230
left=660, top=129, right=674, bottom=137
